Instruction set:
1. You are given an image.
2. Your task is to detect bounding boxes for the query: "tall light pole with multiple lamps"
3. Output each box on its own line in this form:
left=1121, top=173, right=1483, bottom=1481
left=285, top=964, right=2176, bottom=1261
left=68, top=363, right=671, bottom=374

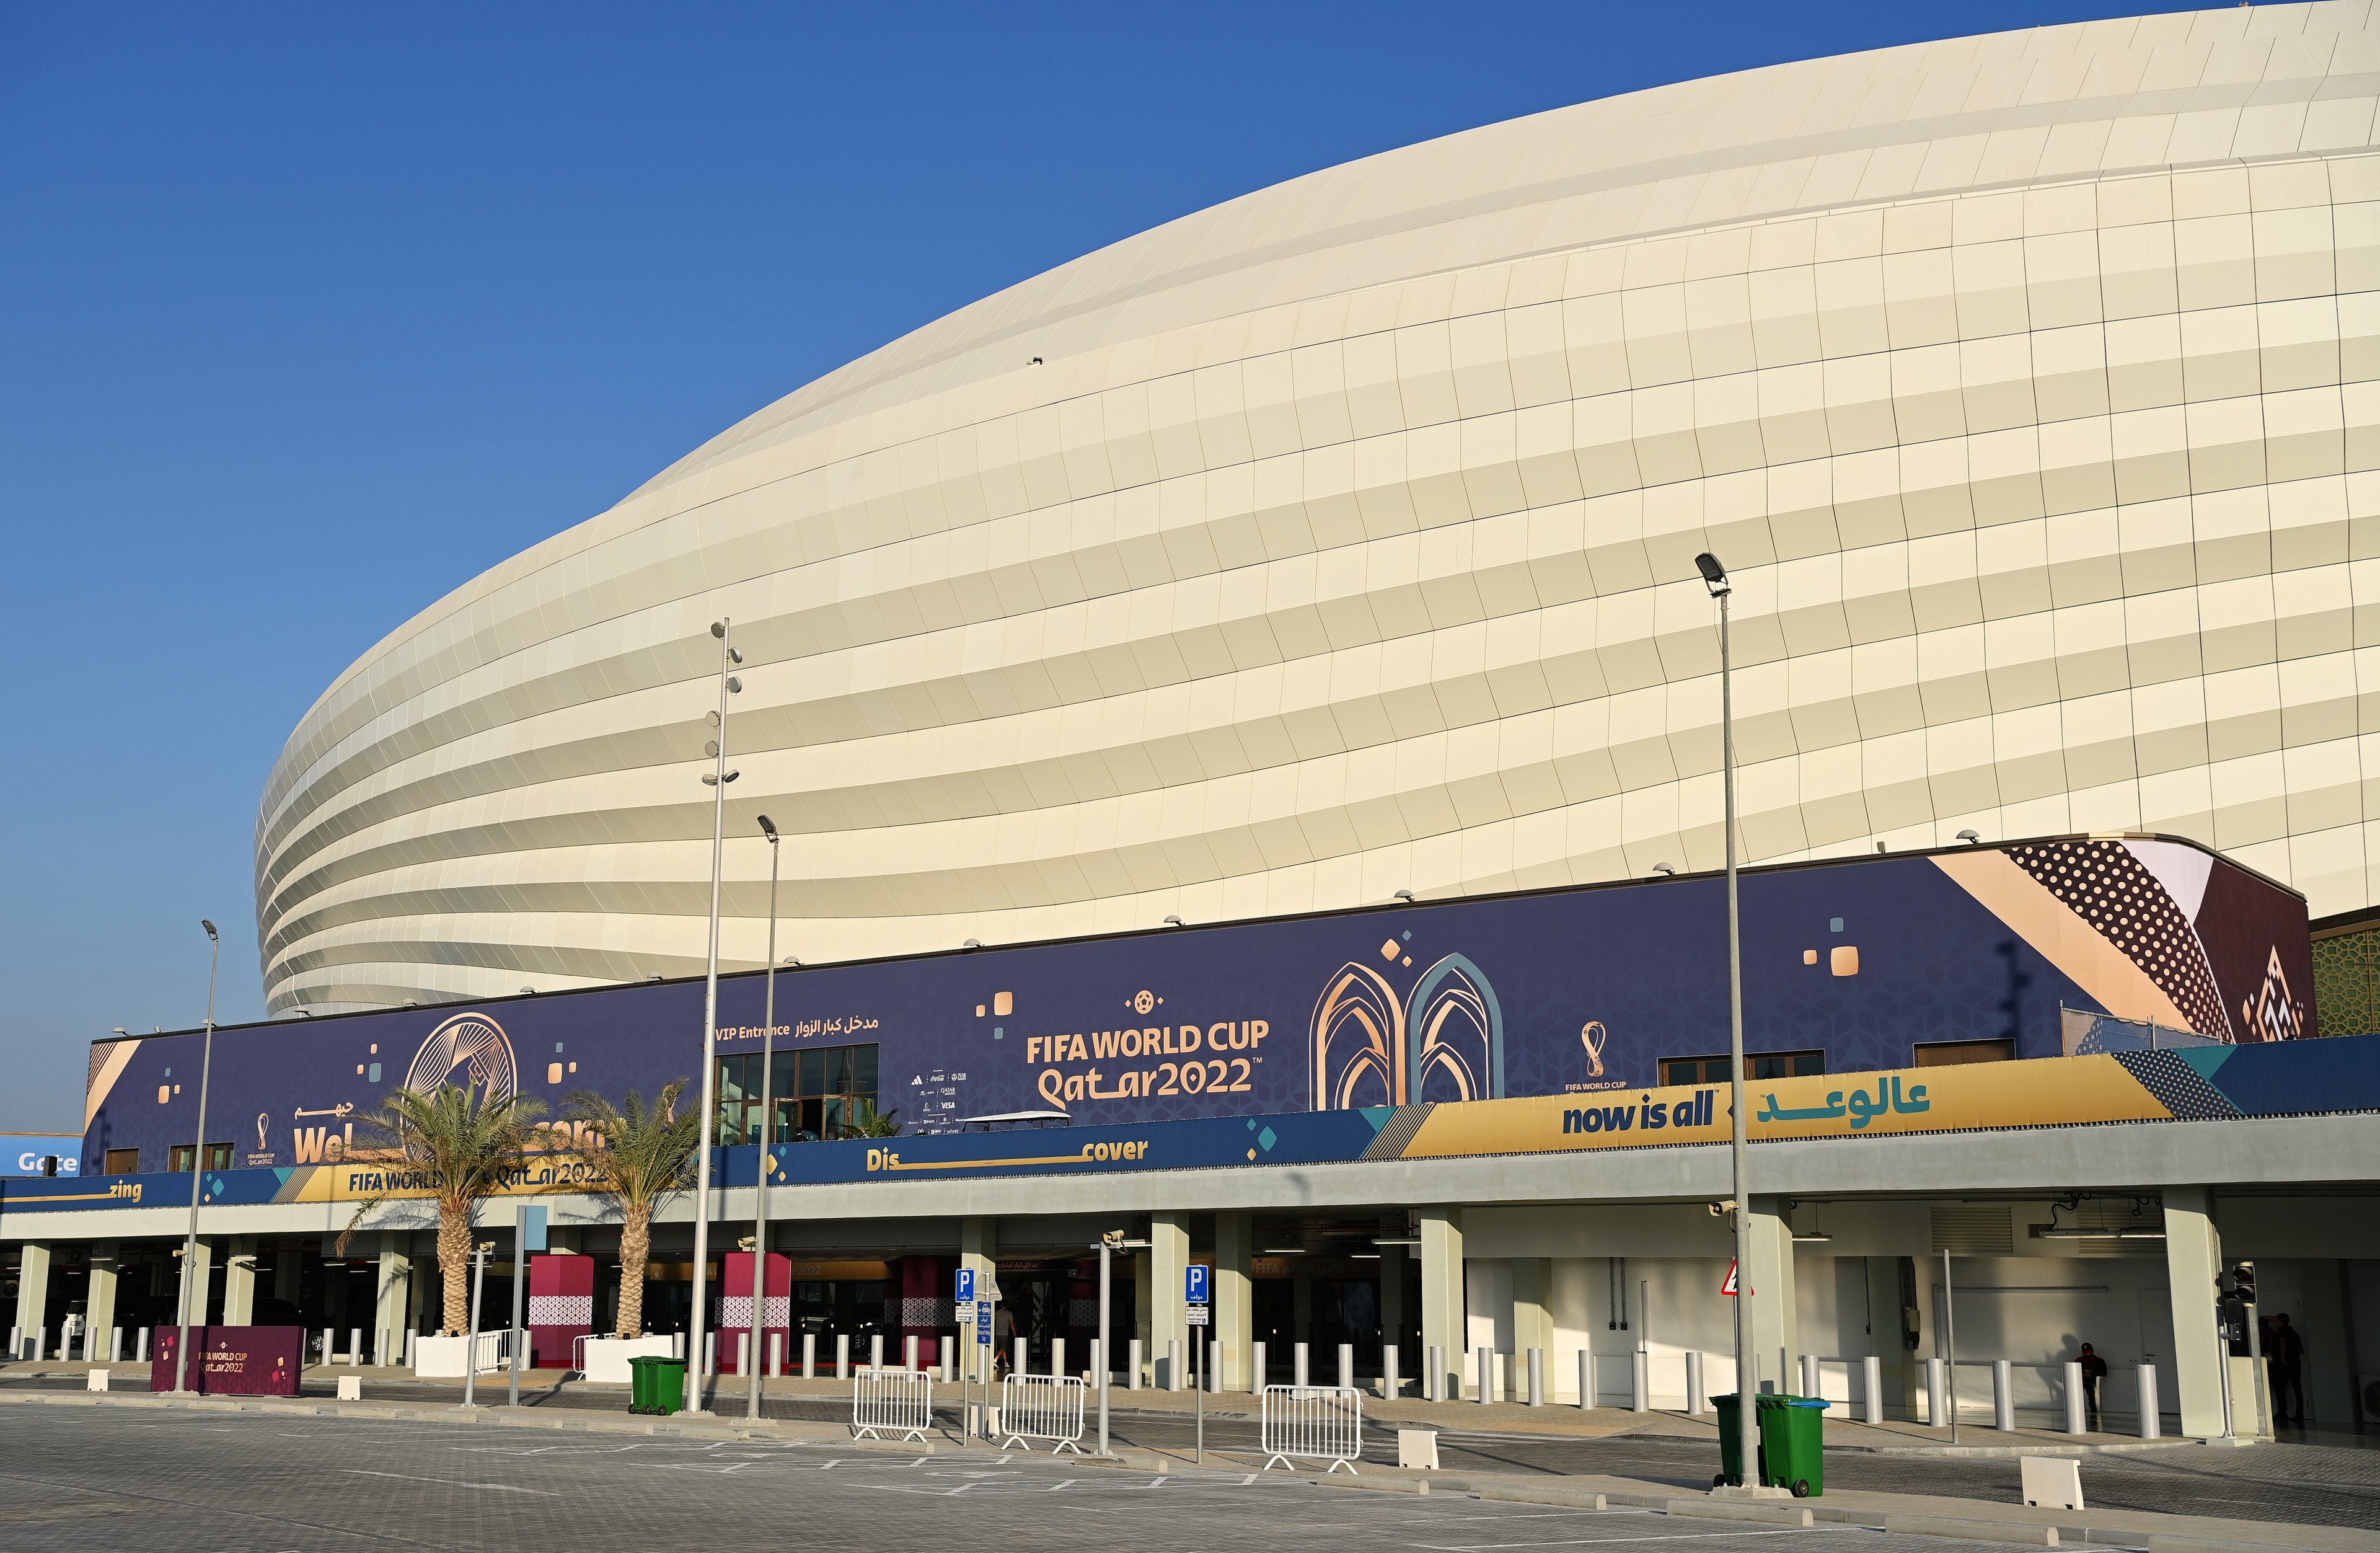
left=686, top=619, right=743, bottom=1413
left=1694, top=552, right=1764, bottom=1494
left=746, top=813, right=784, bottom=1420
left=171, top=918, right=221, bottom=1396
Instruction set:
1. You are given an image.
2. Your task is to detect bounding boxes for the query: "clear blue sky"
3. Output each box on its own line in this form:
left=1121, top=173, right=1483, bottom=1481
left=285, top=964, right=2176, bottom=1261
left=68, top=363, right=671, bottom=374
left=0, top=1, right=2177, bottom=1129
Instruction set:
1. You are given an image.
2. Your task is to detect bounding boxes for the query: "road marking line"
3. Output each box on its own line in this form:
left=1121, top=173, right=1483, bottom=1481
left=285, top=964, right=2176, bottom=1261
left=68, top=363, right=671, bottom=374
left=1412, top=1529, right=1812, bottom=1551
left=339, top=1469, right=556, bottom=1495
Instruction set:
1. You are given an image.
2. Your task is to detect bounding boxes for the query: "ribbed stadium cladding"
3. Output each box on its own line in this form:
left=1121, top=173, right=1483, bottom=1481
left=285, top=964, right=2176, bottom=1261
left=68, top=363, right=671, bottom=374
left=262, top=6, right=2380, bottom=1012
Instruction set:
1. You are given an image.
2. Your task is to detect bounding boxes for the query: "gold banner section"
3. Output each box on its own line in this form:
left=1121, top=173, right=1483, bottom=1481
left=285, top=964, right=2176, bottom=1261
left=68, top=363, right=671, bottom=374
left=1398, top=1055, right=2170, bottom=1160
left=282, top=1156, right=606, bottom=1205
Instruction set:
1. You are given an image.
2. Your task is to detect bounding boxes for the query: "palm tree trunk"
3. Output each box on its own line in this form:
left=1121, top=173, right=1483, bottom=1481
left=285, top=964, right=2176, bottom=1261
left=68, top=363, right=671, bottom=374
left=617, top=1205, right=651, bottom=1338
left=438, top=1198, right=473, bottom=1334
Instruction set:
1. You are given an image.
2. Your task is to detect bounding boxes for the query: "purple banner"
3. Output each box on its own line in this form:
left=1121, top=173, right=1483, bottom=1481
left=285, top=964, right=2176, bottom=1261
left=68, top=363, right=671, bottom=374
left=150, top=1325, right=303, bottom=1397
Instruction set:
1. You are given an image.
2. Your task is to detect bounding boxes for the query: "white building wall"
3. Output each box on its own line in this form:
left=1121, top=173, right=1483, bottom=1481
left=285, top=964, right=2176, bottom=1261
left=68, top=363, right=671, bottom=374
left=260, top=8, right=2380, bottom=1011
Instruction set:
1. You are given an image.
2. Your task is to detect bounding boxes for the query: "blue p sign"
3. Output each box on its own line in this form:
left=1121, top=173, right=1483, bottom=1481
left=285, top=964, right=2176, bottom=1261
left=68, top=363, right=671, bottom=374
left=954, top=1267, right=975, bottom=1304
left=1185, top=1264, right=1209, bottom=1304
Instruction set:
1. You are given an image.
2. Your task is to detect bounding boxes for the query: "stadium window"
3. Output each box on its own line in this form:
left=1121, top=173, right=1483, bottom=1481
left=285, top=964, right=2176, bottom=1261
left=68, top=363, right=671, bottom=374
left=104, top=1148, right=139, bottom=1175
left=1661, top=1050, right=1826, bottom=1086
left=167, top=1142, right=232, bottom=1173
left=1913, top=1038, right=2014, bottom=1067
left=715, top=1042, right=881, bottom=1144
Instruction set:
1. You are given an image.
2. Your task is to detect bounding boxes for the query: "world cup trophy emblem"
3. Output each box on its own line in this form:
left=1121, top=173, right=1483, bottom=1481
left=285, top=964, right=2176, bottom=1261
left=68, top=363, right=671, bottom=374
left=1580, top=1020, right=1608, bottom=1078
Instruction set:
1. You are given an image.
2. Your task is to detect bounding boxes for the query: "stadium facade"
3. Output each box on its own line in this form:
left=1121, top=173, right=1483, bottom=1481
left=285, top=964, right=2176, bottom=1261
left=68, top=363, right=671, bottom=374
left=11, top=8, right=2374, bottom=1447
left=262, top=5, right=2380, bottom=1016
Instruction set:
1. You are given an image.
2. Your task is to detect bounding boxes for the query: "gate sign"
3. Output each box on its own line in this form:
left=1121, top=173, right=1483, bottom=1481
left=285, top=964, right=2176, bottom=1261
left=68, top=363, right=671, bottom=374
left=954, top=1267, right=975, bottom=1304
left=1184, top=1264, right=1209, bottom=1305
left=976, top=1300, right=992, bottom=1346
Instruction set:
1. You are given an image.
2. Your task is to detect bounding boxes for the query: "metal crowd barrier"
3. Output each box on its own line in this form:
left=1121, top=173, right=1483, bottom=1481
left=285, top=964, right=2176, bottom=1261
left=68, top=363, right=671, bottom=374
left=998, top=1373, right=1087, bottom=1453
left=852, top=1366, right=933, bottom=1441
left=1260, top=1383, right=1363, bottom=1474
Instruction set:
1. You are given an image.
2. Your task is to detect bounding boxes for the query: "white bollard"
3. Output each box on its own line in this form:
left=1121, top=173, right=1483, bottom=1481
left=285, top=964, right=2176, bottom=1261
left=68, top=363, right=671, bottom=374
left=703, top=1331, right=716, bottom=1376
left=1049, top=1337, right=1064, bottom=1379
left=32, top=1329, right=43, bottom=1362
left=2065, top=1360, right=2086, bottom=1435
left=1339, top=1342, right=1354, bottom=1392
left=835, top=1333, right=849, bottom=1379
left=1127, top=1337, right=1143, bottom=1390
left=905, top=1334, right=919, bottom=1373
left=1927, top=1356, right=1948, bottom=1427
left=320, top=1328, right=335, bottom=1366
left=944, top=1335, right=958, bottom=1383
left=1382, top=1346, right=1400, bottom=1399
left=1579, top=1349, right=1595, bottom=1410
left=1168, top=1337, right=1183, bottom=1391
left=1426, top=1343, right=1444, bottom=1402
left=109, top=1327, right=123, bottom=1363
left=1864, top=1355, right=1885, bottom=1424
left=770, top=1331, right=784, bottom=1378
left=2137, top=1364, right=2160, bottom=1440
left=1476, top=1345, right=1493, bottom=1404
left=1800, top=1353, right=1819, bottom=1399
left=1013, top=1336, right=1026, bottom=1378
left=1994, top=1358, right=2015, bottom=1431
left=1527, top=1347, right=1545, bottom=1406
left=1086, top=1337, right=1100, bottom=1387
left=1631, top=1350, right=1649, bottom=1412
left=348, top=1328, right=363, bottom=1366
left=1687, top=1350, right=1707, bottom=1415
left=6, top=1325, right=17, bottom=1360
left=403, top=1330, right=415, bottom=1369
left=138, top=1327, right=151, bottom=1363
left=1293, top=1340, right=1308, bottom=1387
left=1251, top=1340, right=1265, bottom=1391
left=670, top=1330, right=684, bottom=1361
left=1209, top=1339, right=1222, bottom=1392
left=802, top=1332, right=816, bottom=1378
left=870, top=1334, right=884, bottom=1371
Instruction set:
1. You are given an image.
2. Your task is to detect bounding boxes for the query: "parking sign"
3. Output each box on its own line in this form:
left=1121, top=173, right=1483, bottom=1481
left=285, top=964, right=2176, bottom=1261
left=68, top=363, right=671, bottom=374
left=1185, top=1264, right=1209, bottom=1304
left=976, top=1300, right=993, bottom=1345
left=955, top=1267, right=975, bottom=1304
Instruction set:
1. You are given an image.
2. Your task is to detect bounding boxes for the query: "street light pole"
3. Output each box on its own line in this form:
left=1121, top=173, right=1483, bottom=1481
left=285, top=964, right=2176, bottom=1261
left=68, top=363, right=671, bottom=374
left=1696, top=553, right=1760, bottom=1493
left=172, top=919, right=221, bottom=1396
left=747, top=814, right=783, bottom=1421
left=687, top=618, right=743, bottom=1414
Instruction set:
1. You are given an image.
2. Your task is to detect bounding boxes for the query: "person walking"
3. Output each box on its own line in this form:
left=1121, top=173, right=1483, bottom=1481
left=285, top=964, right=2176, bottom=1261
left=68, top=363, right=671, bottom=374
left=2268, top=1313, right=2306, bottom=1425
left=2075, top=1342, right=2108, bottom=1431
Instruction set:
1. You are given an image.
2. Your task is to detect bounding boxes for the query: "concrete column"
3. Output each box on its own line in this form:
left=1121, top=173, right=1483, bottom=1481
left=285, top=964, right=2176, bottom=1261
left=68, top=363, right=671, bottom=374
left=2162, top=1187, right=2226, bottom=1440
left=1148, top=1210, right=1189, bottom=1389
left=1419, top=1208, right=1465, bottom=1399
left=376, top=1234, right=410, bottom=1366
left=1742, top=1195, right=1797, bottom=1395
left=1512, top=1257, right=1553, bottom=1397
left=13, top=1244, right=51, bottom=1353
left=180, top=1239, right=213, bottom=1327
left=221, top=1237, right=257, bottom=1326
left=1215, top=1211, right=1253, bottom=1391
left=84, top=1242, right=118, bottom=1362
left=959, top=1215, right=997, bottom=1363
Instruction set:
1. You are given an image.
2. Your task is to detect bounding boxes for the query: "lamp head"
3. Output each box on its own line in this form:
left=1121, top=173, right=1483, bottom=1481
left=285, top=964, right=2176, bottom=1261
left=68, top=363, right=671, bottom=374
left=1392, top=888, right=1415, bottom=903
left=1162, top=914, right=1184, bottom=927
left=1693, top=552, right=1730, bottom=598
left=201, top=919, right=218, bottom=941
left=1652, top=862, right=1676, bottom=877
left=757, top=814, right=778, bottom=839
left=710, top=621, right=726, bottom=640
left=1956, top=828, right=1981, bottom=844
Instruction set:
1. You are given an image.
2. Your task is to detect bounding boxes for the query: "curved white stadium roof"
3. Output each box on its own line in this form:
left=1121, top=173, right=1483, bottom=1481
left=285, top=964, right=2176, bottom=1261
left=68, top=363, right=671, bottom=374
left=262, top=6, right=2380, bottom=1010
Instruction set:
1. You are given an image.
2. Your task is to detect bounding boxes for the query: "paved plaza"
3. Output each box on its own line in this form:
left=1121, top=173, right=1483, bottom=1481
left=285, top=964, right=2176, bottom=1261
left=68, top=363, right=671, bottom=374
left=0, top=1402, right=2171, bottom=1553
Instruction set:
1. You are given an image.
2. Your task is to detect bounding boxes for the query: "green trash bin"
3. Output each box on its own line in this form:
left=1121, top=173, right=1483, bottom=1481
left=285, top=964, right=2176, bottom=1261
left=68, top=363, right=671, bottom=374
left=628, top=1355, right=687, bottom=1416
left=1760, top=1396, right=1827, bottom=1497
left=1710, top=1394, right=1828, bottom=1496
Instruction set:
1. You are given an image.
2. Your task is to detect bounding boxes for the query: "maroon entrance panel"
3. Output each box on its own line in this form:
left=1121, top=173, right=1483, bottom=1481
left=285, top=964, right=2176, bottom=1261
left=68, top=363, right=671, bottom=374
left=151, top=1325, right=304, bottom=1397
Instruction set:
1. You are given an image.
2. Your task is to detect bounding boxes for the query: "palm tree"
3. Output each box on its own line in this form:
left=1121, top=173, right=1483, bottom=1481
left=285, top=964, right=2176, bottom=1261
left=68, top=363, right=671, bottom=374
left=337, top=1082, right=549, bottom=1334
left=840, top=1097, right=901, bottom=1139
left=562, top=1081, right=701, bottom=1338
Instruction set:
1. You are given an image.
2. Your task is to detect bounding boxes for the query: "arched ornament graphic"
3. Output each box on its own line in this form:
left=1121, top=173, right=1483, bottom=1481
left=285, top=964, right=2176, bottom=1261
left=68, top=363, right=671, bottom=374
left=403, top=1012, right=519, bottom=1104
left=1405, top=954, right=1504, bottom=1104
left=1310, top=963, right=1405, bottom=1110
